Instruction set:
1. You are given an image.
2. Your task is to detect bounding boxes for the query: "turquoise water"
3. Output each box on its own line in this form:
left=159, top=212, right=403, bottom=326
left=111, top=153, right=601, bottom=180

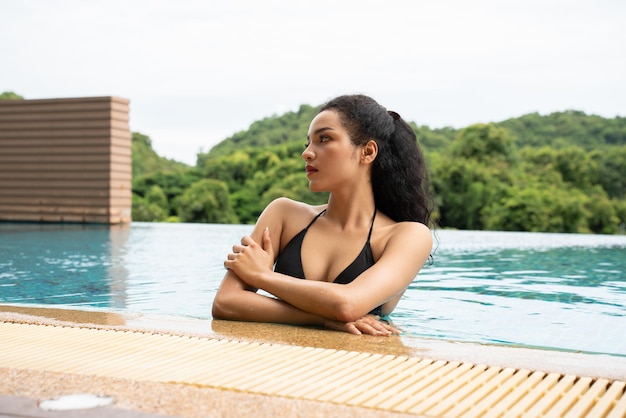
left=1, top=222, right=625, bottom=356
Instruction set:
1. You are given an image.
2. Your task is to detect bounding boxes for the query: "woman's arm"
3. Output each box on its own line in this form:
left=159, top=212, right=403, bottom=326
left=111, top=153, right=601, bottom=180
left=212, top=269, right=325, bottom=325
left=212, top=199, right=316, bottom=323
left=226, top=221, right=432, bottom=323
left=213, top=269, right=398, bottom=335
left=212, top=198, right=399, bottom=335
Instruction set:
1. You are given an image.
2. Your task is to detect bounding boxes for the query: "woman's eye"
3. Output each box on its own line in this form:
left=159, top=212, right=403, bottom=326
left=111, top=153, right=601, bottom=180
left=320, top=135, right=330, bottom=143
left=304, top=141, right=310, bottom=149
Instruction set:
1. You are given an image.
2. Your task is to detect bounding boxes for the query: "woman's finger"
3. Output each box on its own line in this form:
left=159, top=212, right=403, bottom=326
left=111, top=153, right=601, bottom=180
left=353, top=319, right=390, bottom=336
left=355, top=317, right=399, bottom=335
left=346, top=323, right=362, bottom=335
left=241, top=236, right=254, bottom=246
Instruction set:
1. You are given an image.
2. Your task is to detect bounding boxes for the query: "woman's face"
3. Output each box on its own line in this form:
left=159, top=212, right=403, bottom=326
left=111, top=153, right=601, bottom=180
left=303, top=110, right=362, bottom=192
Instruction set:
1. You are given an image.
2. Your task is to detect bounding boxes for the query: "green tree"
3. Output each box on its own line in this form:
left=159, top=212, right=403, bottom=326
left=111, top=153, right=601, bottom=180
left=614, top=199, right=626, bottom=233
left=498, top=110, right=626, bottom=148
left=203, top=150, right=252, bottom=190
left=132, top=132, right=191, bottom=179
left=133, top=170, right=202, bottom=216
left=0, top=91, right=24, bottom=100
left=132, top=194, right=168, bottom=222
left=176, top=179, right=239, bottom=223
left=450, top=123, right=516, bottom=164
left=553, top=146, right=598, bottom=190
left=483, top=183, right=588, bottom=233
left=145, top=185, right=168, bottom=210
left=202, top=104, right=318, bottom=159
left=593, top=145, right=626, bottom=199
left=432, top=124, right=516, bottom=231
left=584, top=187, right=620, bottom=234
left=431, top=157, right=507, bottom=230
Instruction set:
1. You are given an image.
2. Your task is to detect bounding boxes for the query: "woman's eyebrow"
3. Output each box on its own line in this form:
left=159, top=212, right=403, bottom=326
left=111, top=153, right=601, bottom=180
left=306, top=127, right=334, bottom=140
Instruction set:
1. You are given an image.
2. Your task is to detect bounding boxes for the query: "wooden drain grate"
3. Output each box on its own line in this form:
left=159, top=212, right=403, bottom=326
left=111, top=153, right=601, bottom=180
left=1, top=322, right=625, bottom=417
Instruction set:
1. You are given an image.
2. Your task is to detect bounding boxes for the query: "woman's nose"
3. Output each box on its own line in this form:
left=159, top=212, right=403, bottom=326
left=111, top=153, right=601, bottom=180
left=302, top=145, right=314, bottom=161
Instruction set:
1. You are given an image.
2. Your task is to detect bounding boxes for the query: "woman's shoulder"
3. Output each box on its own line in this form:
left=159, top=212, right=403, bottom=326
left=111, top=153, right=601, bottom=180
left=391, top=220, right=432, bottom=243
left=374, top=216, right=432, bottom=256
left=376, top=211, right=430, bottom=234
left=261, top=198, right=326, bottom=230
left=395, top=220, right=431, bottom=234
left=262, top=198, right=327, bottom=248
left=265, top=197, right=325, bottom=217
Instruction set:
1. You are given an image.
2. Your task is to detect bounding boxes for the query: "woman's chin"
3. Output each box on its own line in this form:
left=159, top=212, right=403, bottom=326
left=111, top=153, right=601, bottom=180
left=307, top=182, right=328, bottom=193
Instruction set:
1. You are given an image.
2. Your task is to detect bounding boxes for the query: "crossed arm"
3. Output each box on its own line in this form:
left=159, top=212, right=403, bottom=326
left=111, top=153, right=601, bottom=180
left=211, top=200, right=432, bottom=335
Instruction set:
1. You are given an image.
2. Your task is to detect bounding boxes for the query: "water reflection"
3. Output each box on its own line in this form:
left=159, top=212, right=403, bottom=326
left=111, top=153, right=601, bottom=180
left=401, top=237, right=626, bottom=355
left=113, top=223, right=251, bottom=317
left=1, top=223, right=625, bottom=356
left=107, top=224, right=131, bottom=310
left=0, top=223, right=119, bottom=308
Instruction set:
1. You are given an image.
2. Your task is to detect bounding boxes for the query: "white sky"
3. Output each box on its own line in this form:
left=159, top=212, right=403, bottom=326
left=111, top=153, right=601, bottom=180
left=2, top=0, right=625, bottom=165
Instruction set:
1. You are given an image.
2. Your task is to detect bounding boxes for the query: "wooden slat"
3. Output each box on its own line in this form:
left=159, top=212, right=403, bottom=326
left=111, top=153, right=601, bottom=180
left=0, top=179, right=113, bottom=189
left=0, top=119, right=129, bottom=131
left=0, top=99, right=127, bottom=115
left=0, top=137, right=131, bottom=148
left=0, top=187, right=111, bottom=198
left=0, top=154, right=111, bottom=163
left=1, top=322, right=624, bottom=417
left=0, top=145, right=130, bottom=156
left=0, top=109, right=129, bottom=123
left=584, top=381, right=626, bottom=418
left=0, top=128, right=130, bottom=139
left=0, top=171, right=131, bottom=181
left=0, top=196, right=131, bottom=207
left=0, top=162, right=129, bottom=173
left=0, top=213, right=117, bottom=223
left=0, top=204, right=113, bottom=216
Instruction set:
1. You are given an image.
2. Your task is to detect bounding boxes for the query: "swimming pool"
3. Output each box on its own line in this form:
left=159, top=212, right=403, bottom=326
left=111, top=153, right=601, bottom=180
left=1, top=222, right=625, bottom=356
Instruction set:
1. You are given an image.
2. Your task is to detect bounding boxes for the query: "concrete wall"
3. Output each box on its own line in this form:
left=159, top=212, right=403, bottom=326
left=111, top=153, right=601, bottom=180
left=0, top=96, right=132, bottom=224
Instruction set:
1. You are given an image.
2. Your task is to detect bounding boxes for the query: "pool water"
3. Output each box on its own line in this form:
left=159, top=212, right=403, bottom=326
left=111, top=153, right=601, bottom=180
left=1, top=222, right=625, bottom=356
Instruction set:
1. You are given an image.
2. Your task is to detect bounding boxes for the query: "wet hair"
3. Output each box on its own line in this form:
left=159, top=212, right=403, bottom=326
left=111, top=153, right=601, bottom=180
left=318, top=94, right=433, bottom=226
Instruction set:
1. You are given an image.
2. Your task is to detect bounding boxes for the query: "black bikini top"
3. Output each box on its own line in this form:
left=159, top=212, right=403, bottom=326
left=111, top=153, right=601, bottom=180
left=274, top=209, right=382, bottom=316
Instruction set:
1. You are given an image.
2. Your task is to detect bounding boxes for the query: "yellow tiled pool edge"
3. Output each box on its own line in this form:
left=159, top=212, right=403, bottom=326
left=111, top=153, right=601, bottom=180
left=1, top=321, right=625, bottom=417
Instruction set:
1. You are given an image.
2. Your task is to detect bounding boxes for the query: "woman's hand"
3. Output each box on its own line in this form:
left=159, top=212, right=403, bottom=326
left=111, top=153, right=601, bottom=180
left=224, top=227, right=275, bottom=286
left=324, top=315, right=401, bottom=336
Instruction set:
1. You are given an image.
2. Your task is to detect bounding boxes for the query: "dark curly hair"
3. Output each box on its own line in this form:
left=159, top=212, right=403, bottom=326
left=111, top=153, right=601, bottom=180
left=319, top=94, right=433, bottom=226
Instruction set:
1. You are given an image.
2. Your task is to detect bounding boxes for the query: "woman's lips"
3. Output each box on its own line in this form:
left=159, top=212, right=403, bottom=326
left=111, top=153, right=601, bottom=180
left=305, top=165, right=318, bottom=176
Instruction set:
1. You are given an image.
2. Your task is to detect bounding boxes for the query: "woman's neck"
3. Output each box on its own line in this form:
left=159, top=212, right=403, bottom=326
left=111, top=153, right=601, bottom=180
left=324, top=188, right=375, bottom=231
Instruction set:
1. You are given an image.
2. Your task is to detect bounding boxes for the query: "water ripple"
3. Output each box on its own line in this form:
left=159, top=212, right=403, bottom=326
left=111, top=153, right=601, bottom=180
left=1, top=223, right=625, bottom=356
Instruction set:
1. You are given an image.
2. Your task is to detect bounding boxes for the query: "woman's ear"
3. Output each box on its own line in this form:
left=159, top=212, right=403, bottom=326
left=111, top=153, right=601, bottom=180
left=361, top=140, right=378, bottom=163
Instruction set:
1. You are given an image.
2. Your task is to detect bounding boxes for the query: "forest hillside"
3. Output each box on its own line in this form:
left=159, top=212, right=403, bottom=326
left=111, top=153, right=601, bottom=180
left=134, top=104, right=626, bottom=234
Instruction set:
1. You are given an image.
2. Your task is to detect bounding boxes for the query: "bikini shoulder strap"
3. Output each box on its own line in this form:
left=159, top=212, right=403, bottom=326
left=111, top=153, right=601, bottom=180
left=304, top=209, right=327, bottom=230
left=367, top=208, right=377, bottom=241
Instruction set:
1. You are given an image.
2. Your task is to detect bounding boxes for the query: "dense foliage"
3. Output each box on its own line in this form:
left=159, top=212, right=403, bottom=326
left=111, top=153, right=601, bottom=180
left=131, top=105, right=626, bottom=234
left=0, top=91, right=24, bottom=100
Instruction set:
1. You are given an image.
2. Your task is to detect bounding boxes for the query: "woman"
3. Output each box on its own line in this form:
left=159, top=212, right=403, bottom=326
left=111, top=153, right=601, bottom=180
left=212, top=94, right=433, bottom=336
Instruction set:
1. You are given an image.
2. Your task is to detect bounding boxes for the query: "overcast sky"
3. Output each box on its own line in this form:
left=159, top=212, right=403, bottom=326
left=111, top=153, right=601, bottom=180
left=2, top=0, right=624, bottom=165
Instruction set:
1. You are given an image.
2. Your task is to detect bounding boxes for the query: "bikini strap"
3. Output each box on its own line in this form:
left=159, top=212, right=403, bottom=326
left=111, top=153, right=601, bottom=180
left=304, top=209, right=327, bottom=230
left=366, top=208, right=377, bottom=241
left=307, top=208, right=375, bottom=238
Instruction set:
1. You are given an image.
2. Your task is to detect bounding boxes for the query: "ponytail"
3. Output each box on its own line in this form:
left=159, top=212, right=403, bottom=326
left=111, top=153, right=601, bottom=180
left=319, top=95, right=433, bottom=226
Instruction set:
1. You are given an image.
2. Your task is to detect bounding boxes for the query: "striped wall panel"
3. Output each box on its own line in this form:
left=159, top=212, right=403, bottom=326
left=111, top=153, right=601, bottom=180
left=0, top=96, right=131, bottom=224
